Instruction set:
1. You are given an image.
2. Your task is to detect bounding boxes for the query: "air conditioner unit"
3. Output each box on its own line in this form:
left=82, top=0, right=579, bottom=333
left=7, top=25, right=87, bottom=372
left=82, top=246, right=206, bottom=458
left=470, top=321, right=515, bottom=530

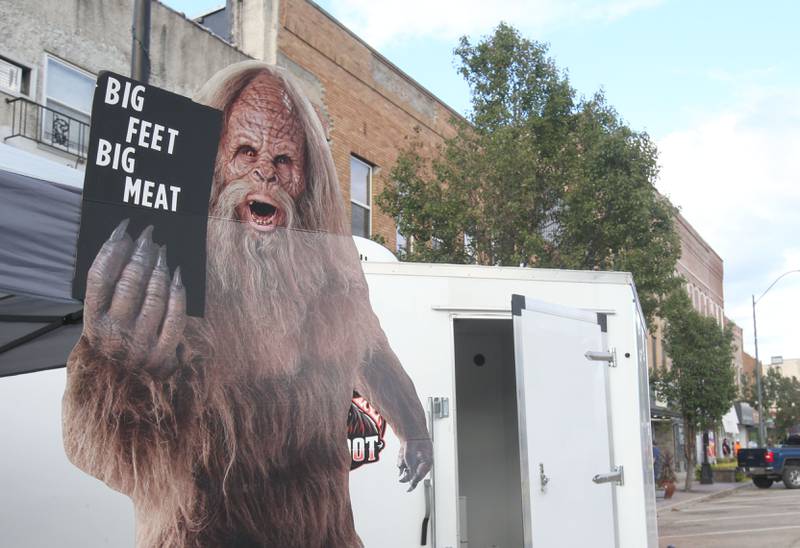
left=0, top=59, right=23, bottom=94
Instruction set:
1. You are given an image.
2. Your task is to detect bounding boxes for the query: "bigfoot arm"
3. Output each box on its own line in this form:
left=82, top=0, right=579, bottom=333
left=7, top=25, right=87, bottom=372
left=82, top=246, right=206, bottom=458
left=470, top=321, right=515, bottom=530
left=63, top=221, right=188, bottom=495
left=356, top=335, right=432, bottom=491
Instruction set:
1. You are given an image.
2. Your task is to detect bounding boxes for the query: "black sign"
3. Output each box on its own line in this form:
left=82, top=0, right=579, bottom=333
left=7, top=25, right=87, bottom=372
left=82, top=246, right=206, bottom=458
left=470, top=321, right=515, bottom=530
left=72, top=71, right=222, bottom=316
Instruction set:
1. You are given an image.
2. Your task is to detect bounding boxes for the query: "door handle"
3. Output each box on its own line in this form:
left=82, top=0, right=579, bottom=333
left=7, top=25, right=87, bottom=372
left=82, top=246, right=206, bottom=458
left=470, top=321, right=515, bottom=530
left=585, top=349, right=616, bottom=367
left=421, top=479, right=432, bottom=545
left=539, top=463, right=550, bottom=493
left=593, top=465, right=624, bottom=486
left=424, top=397, right=438, bottom=548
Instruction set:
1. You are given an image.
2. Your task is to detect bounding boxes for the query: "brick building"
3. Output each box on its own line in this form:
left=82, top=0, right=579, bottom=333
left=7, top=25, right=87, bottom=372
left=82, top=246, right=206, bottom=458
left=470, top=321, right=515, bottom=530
left=730, top=321, right=744, bottom=388
left=648, top=211, right=747, bottom=468
left=646, top=211, right=727, bottom=372
left=743, top=351, right=757, bottom=381
left=1, top=0, right=458, bottom=255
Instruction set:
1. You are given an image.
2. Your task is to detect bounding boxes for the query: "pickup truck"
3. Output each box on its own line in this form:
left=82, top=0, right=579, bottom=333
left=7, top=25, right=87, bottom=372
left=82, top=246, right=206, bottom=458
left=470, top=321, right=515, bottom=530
left=738, top=436, right=800, bottom=489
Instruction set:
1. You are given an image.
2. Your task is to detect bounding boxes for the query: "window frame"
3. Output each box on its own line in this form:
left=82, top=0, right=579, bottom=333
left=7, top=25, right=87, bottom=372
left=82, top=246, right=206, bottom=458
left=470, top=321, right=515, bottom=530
left=349, top=155, right=372, bottom=239
left=42, top=53, right=95, bottom=118
left=0, top=54, right=35, bottom=98
left=40, top=54, right=95, bottom=157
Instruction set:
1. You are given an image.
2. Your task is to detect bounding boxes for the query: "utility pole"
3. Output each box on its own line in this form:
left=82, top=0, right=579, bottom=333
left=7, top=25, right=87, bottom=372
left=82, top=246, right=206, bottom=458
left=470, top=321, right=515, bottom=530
left=752, top=294, right=767, bottom=447
left=131, top=0, right=151, bottom=83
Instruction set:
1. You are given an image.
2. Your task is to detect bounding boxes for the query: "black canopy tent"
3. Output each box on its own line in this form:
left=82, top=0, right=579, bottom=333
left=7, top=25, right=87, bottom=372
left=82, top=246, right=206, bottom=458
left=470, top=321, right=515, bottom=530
left=0, top=168, right=83, bottom=377
left=0, top=295, right=83, bottom=376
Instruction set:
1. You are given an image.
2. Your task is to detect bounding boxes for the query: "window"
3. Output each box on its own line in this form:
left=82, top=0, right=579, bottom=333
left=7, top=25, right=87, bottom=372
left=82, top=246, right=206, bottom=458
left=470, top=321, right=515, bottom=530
left=350, top=156, right=371, bottom=238
left=463, top=233, right=475, bottom=263
left=43, top=56, right=95, bottom=156
left=396, top=225, right=407, bottom=253
left=0, top=57, right=31, bottom=95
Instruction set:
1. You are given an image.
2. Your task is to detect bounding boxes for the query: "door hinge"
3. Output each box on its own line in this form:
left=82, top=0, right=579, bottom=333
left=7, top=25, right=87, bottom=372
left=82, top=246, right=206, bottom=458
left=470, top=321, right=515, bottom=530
left=593, top=465, right=624, bottom=486
left=585, top=348, right=617, bottom=367
left=432, top=397, right=449, bottom=419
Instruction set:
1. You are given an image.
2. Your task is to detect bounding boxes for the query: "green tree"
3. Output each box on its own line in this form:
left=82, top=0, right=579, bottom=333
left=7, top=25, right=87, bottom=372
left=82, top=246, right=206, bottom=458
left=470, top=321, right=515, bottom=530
left=377, top=23, right=681, bottom=324
left=771, top=373, right=800, bottom=438
left=752, top=368, right=800, bottom=440
left=741, top=367, right=777, bottom=413
left=652, top=290, right=737, bottom=490
left=740, top=371, right=757, bottom=407
left=740, top=366, right=800, bottom=442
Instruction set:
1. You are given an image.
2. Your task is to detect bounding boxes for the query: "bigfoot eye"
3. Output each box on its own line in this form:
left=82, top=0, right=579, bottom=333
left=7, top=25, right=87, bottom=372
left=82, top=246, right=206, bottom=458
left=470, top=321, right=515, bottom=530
left=236, top=145, right=258, bottom=159
left=274, top=154, right=291, bottom=166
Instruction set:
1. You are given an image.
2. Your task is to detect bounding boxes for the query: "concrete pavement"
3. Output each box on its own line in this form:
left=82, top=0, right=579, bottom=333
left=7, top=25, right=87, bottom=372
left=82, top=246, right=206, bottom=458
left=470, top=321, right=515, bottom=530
left=658, top=482, right=800, bottom=547
left=657, top=473, right=750, bottom=511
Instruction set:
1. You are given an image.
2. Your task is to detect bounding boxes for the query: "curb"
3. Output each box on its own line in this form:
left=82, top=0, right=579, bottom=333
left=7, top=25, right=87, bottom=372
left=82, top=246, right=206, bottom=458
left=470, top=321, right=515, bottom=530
left=657, top=482, right=752, bottom=512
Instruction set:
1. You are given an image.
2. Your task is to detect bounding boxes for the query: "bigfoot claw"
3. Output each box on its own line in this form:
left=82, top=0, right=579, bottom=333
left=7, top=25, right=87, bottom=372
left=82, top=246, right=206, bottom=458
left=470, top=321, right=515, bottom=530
left=398, top=439, right=433, bottom=492
left=82, top=223, right=186, bottom=373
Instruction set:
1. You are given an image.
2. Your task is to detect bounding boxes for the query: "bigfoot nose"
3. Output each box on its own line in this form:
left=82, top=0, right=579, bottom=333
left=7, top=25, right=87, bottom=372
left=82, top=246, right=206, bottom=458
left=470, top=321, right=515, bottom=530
left=253, top=168, right=277, bottom=184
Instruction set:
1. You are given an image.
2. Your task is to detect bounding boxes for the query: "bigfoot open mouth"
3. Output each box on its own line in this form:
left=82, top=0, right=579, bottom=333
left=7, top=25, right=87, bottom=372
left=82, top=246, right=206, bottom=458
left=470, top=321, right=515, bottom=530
left=238, top=194, right=286, bottom=232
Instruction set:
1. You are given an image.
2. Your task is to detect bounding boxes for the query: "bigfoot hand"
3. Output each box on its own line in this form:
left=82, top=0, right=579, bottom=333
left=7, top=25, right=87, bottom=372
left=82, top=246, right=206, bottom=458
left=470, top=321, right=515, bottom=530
left=398, top=438, right=433, bottom=491
left=82, top=220, right=186, bottom=374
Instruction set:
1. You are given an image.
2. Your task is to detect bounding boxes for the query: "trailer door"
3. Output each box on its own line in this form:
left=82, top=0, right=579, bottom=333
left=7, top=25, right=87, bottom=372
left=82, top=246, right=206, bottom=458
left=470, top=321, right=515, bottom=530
left=512, top=295, right=617, bottom=548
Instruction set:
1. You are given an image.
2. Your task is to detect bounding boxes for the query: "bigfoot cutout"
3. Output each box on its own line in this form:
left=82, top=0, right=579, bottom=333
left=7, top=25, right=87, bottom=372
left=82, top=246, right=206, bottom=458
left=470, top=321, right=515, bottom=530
left=63, top=62, right=432, bottom=548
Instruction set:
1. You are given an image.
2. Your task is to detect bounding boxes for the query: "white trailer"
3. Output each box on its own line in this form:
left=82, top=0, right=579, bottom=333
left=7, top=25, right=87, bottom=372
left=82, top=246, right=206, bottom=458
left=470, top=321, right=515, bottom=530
left=350, top=258, right=658, bottom=548
left=0, top=253, right=657, bottom=547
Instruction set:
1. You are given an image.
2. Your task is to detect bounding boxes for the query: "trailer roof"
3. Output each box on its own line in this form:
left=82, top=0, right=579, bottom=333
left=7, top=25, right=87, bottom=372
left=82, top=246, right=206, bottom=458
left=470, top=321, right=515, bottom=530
left=362, top=261, right=635, bottom=287
left=362, top=261, right=648, bottom=336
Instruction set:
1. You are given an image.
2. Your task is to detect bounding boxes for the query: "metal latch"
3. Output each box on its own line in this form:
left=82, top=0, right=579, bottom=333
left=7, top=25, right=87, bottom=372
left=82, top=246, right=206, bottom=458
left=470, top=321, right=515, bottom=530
left=432, top=397, right=449, bottom=419
left=585, top=349, right=617, bottom=367
left=593, top=465, right=624, bottom=486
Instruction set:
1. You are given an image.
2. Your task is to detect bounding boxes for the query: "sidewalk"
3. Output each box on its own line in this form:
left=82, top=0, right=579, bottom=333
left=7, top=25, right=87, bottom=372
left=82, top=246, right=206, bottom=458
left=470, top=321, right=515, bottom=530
left=656, top=471, right=751, bottom=511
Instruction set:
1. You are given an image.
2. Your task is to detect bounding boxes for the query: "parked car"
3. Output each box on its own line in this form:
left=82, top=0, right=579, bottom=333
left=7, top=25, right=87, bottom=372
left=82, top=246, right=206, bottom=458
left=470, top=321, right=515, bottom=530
left=738, top=435, right=800, bottom=488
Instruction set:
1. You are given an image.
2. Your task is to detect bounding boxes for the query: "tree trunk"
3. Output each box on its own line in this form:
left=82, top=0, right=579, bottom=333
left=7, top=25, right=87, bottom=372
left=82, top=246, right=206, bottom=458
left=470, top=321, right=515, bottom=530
left=684, top=418, right=695, bottom=491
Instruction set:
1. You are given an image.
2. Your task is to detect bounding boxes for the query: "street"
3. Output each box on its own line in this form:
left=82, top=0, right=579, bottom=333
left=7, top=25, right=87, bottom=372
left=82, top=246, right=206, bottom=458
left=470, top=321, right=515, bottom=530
left=659, top=484, right=800, bottom=547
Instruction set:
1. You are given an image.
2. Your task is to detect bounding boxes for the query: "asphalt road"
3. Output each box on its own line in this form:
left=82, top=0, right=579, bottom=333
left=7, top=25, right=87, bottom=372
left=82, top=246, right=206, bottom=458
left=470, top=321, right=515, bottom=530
left=658, top=483, right=800, bottom=547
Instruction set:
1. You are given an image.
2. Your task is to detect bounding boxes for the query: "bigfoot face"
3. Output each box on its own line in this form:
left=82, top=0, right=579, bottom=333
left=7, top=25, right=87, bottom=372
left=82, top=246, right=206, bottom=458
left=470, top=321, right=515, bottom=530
left=217, top=73, right=307, bottom=232
left=206, top=71, right=323, bottom=374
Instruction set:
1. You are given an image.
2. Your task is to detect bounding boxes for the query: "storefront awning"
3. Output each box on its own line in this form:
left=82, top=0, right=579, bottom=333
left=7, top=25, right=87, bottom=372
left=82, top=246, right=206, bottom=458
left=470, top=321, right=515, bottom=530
left=722, top=406, right=740, bottom=434
left=735, top=402, right=756, bottom=426
left=651, top=405, right=681, bottom=420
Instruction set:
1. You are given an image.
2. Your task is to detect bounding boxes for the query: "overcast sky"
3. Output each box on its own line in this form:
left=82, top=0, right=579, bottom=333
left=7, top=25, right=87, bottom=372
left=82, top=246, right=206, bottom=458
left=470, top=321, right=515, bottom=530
left=174, top=0, right=799, bottom=361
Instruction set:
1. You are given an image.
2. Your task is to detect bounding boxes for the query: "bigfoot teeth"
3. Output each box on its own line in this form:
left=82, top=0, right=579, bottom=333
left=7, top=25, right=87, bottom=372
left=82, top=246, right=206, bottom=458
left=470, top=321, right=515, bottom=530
left=249, top=200, right=278, bottom=226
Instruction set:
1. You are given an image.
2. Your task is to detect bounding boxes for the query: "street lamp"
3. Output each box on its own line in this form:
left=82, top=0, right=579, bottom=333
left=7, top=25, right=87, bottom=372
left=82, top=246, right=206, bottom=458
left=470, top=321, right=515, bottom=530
left=131, top=0, right=151, bottom=83
left=752, top=269, right=800, bottom=447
